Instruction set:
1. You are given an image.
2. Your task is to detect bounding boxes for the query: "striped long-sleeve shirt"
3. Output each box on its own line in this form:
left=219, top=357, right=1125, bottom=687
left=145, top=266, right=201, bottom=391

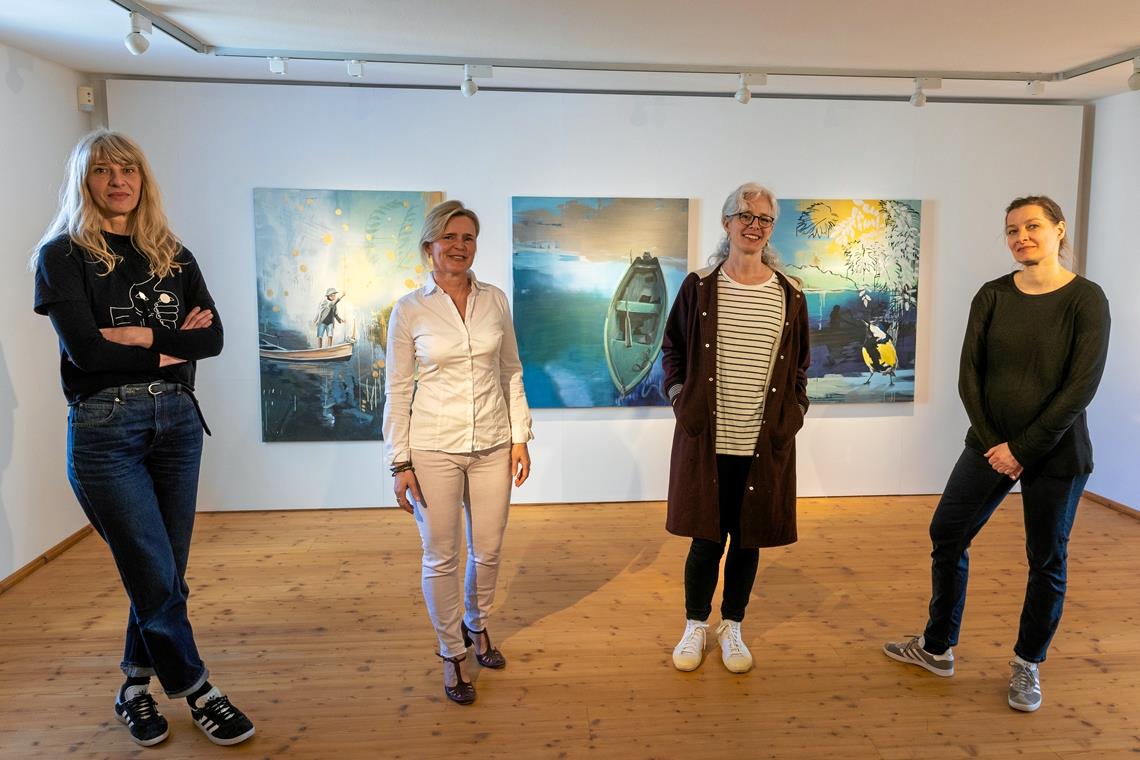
left=715, top=270, right=785, bottom=455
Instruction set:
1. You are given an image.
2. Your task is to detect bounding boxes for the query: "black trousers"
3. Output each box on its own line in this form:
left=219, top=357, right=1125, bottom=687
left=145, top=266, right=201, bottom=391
left=683, top=454, right=760, bottom=622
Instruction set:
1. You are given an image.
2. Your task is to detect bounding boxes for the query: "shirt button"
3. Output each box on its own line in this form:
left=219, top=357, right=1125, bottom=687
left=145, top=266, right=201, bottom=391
left=785, top=321, right=789, bottom=326
left=779, top=354, right=784, bottom=360
left=748, top=485, right=755, bottom=491
left=704, top=343, right=710, bottom=348
left=771, top=387, right=777, bottom=393
left=701, top=311, right=707, bottom=317
left=708, top=377, right=714, bottom=382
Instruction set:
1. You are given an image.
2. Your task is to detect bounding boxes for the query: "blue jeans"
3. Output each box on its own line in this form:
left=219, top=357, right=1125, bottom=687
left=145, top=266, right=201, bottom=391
left=923, top=447, right=1088, bottom=663
left=67, top=382, right=209, bottom=697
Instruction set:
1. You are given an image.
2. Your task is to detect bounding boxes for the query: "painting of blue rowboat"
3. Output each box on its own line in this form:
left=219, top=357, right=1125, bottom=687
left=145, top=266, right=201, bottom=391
left=512, top=197, right=689, bottom=408
left=769, top=198, right=922, bottom=403
left=253, top=188, right=443, bottom=441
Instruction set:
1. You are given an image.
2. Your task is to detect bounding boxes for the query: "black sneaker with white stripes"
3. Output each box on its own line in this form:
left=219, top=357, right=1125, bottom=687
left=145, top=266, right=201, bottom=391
left=114, top=684, right=169, bottom=747
left=189, top=686, right=255, bottom=746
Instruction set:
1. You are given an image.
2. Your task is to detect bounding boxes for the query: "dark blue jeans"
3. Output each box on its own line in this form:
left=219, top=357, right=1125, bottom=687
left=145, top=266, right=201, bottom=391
left=684, top=455, right=760, bottom=623
left=67, top=382, right=209, bottom=697
left=923, top=447, right=1088, bottom=664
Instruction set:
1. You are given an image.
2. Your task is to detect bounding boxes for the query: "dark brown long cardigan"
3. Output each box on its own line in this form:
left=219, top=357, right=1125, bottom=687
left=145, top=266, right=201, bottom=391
left=661, top=262, right=811, bottom=548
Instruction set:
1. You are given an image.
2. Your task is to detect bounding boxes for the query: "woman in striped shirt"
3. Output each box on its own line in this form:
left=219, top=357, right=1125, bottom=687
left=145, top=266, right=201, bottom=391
left=662, top=182, right=811, bottom=674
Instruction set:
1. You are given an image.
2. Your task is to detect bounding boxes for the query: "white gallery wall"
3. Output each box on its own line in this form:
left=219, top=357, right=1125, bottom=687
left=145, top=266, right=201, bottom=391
left=102, top=79, right=1085, bottom=510
left=0, top=42, right=92, bottom=579
left=1084, top=89, right=1140, bottom=512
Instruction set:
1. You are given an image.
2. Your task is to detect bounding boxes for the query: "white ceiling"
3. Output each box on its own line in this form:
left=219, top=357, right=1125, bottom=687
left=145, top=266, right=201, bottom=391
left=2, top=0, right=1138, bottom=102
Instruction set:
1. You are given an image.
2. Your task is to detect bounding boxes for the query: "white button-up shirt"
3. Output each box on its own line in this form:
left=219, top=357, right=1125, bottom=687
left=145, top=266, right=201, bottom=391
left=382, top=272, right=532, bottom=465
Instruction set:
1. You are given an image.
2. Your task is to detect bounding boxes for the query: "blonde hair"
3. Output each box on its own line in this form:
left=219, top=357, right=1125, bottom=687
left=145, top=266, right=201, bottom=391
left=709, top=181, right=782, bottom=270
left=418, top=200, right=481, bottom=260
left=31, top=129, right=182, bottom=277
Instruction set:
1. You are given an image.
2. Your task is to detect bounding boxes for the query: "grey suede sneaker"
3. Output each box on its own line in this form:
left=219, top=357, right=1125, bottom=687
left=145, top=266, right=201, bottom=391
left=883, top=634, right=955, bottom=677
left=1008, top=658, right=1042, bottom=712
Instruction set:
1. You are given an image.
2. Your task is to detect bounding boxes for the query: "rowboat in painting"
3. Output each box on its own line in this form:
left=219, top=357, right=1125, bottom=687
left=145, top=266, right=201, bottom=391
left=259, top=338, right=354, bottom=362
left=603, top=252, right=667, bottom=396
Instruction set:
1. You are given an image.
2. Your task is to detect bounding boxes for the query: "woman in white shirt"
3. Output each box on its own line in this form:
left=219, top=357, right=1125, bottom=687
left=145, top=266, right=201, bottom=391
left=383, top=200, right=533, bottom=705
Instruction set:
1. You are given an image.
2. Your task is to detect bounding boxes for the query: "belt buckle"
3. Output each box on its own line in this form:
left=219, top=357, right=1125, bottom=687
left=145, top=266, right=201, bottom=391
left=147, top=381, right=165, bottom=396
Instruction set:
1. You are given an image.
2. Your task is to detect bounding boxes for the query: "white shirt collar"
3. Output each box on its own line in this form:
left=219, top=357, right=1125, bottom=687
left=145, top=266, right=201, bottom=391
left=423, top=270, right=485, bottom=296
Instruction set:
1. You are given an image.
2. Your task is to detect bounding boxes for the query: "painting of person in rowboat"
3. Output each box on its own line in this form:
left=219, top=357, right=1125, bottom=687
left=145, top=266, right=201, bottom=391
left=605, top=253, right=667, bottom=396
left=512, top=196, right=688, bottom=407
left=253, top=187, right=442, bottom=441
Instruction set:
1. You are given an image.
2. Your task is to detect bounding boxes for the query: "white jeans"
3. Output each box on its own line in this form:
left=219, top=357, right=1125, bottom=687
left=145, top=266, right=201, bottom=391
left=410, top=444, right=512, bottom=657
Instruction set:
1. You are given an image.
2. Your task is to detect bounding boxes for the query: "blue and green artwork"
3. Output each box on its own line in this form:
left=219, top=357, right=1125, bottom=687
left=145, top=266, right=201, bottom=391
left=512, top=197, right=689, bottom=408
left=772, top=198, right=922, bottom=403
left=253, top=188, right=442, bottom=441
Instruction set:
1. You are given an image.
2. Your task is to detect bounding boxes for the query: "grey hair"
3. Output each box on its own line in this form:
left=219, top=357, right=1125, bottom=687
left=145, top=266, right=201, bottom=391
left=419, top=199, right=481, bottom=258
left=709, top=182, right=782, bottom=269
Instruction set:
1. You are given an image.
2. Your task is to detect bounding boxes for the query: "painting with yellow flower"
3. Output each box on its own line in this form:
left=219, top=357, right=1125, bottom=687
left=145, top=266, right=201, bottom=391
left=253, top=188, right=443, bottom=441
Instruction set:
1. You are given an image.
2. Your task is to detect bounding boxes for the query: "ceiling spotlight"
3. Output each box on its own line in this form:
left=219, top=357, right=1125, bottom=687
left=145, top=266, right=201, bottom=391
left=1026, top=80, right=1045, bottom=96
left=909, top=79, right=927, bottom=107
left=346, top=60, right=364, bottom=78
left=733, top=73, right=767, bottom=104
left=735, top=74, right=750, bottom=104
left=460, top=64, right=492, bottom=97
left=1129, top=57, right=1140, bottom=91
left=124, top=12, right=152, bottom=56
left=268, top=56, right=288, bottom=75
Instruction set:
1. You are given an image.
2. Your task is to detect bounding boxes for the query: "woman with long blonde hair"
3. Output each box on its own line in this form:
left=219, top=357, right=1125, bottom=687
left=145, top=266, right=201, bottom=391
left=32, top=130, right=254, bottom=747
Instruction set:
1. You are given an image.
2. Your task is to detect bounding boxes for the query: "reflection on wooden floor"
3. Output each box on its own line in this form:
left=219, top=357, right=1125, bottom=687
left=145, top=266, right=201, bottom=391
left=1, top=496, right=1138, bottom=759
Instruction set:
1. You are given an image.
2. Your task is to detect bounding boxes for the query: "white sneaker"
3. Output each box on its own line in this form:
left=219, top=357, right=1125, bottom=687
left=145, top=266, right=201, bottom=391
left=672, top=620, right=708, bottom=671
left=715, top=619, right=753, bottom=673
left=1008, top=657, right=1042, bottom=712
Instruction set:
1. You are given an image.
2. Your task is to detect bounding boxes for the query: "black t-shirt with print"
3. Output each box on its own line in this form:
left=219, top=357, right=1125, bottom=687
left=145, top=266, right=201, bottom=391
left=33, top=232, right=223, bottom=404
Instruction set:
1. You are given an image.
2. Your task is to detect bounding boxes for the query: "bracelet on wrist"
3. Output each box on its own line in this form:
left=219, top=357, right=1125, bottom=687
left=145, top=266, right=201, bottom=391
left=390, top=461, right=415, bottom=475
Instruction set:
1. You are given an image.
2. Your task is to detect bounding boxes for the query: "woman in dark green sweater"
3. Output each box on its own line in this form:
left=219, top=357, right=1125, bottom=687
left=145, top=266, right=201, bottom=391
left=883, top=195, right=1111, bottom=713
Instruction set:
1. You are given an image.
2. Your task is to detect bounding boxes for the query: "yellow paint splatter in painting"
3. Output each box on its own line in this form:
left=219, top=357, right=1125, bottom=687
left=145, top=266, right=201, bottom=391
left=322, top=233, right=333, bottom=245
left=341, top=223, right=349, bottom=232
left=306, top=198, right=314, bottom=205
left=403, top=224, right=412, bottom=232
left=385, top=250, right=396, bottom=261
left=299, top=264, right=308, bottom=272
left=376, top=359, right=385, bottom=368
left=296, top=204, right=304, bottom=212
left=403, top=200, right=409, bottom=208
left=283, top=290, right=289, bottom=296
left=371, top=371, right=380, bottom=379
left=414, top=264, right=424, bottom=274
left=404, top=279, right=417, bottom=289
left=365, top=233, right=373, bottom=241
left=265, top=288, right=275, bottom=298
left=291, top=249, right=299, bottom=257
left=272, top=305, right=280, bottom=312
left=334, top=208, right=342, bottom=216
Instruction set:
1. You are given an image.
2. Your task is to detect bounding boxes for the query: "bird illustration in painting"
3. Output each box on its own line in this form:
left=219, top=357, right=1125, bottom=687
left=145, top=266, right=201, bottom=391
left=861, top=320, right=897, bottom=386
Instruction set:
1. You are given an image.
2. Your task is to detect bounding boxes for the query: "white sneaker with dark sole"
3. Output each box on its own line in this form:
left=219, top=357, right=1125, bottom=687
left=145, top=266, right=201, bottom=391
left=883, top=634, right=955, bottom=677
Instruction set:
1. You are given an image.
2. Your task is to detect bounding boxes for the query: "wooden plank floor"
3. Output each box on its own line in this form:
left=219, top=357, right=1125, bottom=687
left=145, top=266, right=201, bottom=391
left=1, top=496, right=1138, bottom=759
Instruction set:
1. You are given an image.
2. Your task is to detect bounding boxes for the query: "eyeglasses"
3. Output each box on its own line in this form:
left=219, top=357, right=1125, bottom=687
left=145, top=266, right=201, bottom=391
left=731, top=212, right=775, bottom=229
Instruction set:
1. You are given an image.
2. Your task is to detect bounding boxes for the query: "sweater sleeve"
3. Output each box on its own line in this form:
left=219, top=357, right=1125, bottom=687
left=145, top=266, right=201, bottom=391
left=1008, top=284, right=1111, bottom=467
left=958, top=285, right=1002, bottom=451
left=147, top=253, right=224, bottom=360
left=661, top=273, right=695, bottom=404
left=35, top=243, right=160, bottom=372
